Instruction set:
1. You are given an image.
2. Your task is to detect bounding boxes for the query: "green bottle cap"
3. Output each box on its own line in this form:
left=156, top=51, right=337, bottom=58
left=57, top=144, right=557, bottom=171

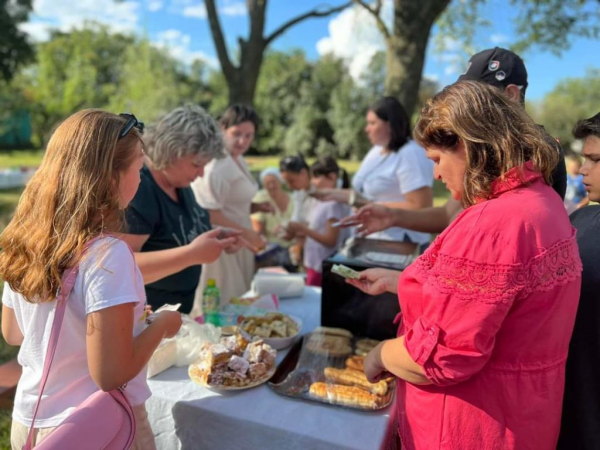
left=207, top=279, right=216, bottom=287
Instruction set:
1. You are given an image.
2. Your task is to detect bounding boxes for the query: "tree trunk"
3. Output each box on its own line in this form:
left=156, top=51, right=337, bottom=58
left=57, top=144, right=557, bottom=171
left=228, top=50, right=264, bottom=105
left=385, top=0, right=451, bottom=117
left=205, top=0, right=351, bottom=107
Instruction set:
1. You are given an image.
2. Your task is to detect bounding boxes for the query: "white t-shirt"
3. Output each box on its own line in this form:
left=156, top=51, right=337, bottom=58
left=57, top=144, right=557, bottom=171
left=304, top=200, right=351, bottom=272
left=291, top=189, right=319, bottom=224
left=2, top=237, right=151, bottom=428
left=352, top=141, right=434, bottom=244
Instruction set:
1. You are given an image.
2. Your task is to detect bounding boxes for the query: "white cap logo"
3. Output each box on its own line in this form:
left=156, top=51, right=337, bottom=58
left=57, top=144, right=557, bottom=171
left=495, top=71, right=506, bottom=81
left=488, top=60, right=500, bottom=71
left=461, top=62, right=472, bottom=76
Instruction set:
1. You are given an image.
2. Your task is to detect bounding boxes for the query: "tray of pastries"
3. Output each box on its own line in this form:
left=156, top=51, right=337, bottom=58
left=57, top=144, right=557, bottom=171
left=268, top=327, right=395, bottom=411
left=189, top=332, right=277, bottom=390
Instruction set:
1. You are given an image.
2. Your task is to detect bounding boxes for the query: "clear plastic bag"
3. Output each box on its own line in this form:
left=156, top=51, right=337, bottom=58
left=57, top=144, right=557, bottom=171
left=175, top=315, right=221, bottom=367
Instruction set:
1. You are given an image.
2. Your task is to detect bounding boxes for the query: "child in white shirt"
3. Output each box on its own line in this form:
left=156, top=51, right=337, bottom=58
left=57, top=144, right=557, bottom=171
left=0, top=110, right=182, bottom=449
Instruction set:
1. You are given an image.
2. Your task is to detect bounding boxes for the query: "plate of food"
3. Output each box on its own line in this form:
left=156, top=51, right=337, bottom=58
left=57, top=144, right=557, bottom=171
left=239, top=312, right=302, bottom=350
left=189, top=332, right=277, bottom=391
left=268, top=328, right=395, bottom=411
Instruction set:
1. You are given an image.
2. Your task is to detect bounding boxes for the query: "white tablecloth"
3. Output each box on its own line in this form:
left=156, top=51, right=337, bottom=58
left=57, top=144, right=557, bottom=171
left=146, top=287, right=390, bottom=450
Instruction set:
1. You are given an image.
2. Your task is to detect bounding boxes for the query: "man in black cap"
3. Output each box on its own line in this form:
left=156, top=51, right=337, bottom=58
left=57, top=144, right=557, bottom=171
left=457, top=47, right=566, bottom=196
left=339, top=47, right=568, bottom=237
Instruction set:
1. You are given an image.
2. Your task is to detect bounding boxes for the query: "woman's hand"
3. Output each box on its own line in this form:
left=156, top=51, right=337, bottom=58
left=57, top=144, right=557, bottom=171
left=286, top=221, right=308, bottom=237
left=285, top=221, right=309, bottom=241
left=337, top=204, right=396, bottom=237
left=251, top=201, right=276, bottom=214
left=152, top=310, right=182, bottom=339
left=345, top=268, right=401, bottom=295
left=364, top=342, right=393, bottom=383
left=243, top=229, right=267, bottom=252
left=216, top=228, right=258, bottom=254
left=310, top=188, right=350, bottom=203
left=188, top=228, right=235, bottom=264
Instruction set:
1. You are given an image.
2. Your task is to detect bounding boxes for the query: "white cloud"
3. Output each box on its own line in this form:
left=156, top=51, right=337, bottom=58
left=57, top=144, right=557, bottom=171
left=316, top=1, right=393, bottom=81
left=221, top=1, right=246, bottom=16
left=155, top=28, right=219, bottom=68
left=19, top=21, right=53, bottom=42
left=444, top=64, right=461, bottom=76
left=182, top=4, right=206, bottom=18
left=20, top=0, right=141, bottom=39
left=19, top=0, right=218, bottom=70
left=441, top=36, right=462, bottom=52
left=181, top=1, right=245, bottom=18
left=148, top=0, right=164, bottom=12
left=490, top=33, right=509, bottom=44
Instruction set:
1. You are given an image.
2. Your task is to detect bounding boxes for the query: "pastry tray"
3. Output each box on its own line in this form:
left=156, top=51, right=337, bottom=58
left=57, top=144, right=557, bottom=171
left=268, top=335, right=395, bottom=411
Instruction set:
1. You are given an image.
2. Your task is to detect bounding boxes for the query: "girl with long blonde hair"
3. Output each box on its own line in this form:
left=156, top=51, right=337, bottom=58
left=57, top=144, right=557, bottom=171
left=0, top=109, right=181, bottom=449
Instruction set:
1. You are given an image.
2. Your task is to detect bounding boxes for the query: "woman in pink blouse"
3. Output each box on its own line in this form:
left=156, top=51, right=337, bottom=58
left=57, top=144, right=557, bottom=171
left=348, top=81, right=582, bottom=450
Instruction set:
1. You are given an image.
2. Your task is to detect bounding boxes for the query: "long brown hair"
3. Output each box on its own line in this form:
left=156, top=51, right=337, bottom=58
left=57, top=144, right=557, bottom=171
left=0, top=109, right=142, bottom=303
left=414, top=81, right=558, bottom=207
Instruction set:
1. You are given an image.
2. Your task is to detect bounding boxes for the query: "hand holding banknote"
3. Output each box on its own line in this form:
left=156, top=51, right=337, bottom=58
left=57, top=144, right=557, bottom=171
left=345, top=268, right=402, bottom=296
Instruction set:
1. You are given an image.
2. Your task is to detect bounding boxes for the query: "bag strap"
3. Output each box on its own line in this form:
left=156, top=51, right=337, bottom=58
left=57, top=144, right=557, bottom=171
left=24, top=237, right=102, bottom=449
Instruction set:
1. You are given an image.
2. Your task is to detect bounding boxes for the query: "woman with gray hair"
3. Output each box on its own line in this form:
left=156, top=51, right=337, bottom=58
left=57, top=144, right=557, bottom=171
left=122, top=105, right=250, bottom=314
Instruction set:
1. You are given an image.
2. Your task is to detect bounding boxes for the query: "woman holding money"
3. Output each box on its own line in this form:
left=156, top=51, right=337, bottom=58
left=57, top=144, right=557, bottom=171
left=347, top=82, right=581, bottom=450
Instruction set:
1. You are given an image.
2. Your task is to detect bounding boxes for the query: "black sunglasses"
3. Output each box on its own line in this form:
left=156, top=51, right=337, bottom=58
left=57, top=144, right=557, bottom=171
left=118, top=113, right=144, bottom=140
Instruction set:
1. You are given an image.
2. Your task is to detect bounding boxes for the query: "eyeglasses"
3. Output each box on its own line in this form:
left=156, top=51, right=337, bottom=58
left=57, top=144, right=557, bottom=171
left=280, top=155, right=308, bottom=172
left=118, top=113, right=144, bottom=140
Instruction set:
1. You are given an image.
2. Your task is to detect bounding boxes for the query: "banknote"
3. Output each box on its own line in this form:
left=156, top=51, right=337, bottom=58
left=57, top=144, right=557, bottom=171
left=331, top=264, right=361, bottom=280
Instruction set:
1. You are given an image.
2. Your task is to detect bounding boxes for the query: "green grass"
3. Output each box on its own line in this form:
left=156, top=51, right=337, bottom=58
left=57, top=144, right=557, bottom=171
left=0, top=282, right=18, bottom=450
left=0, top=184, right=22, bottom=449
left=0, top=149, right=45, bottom=168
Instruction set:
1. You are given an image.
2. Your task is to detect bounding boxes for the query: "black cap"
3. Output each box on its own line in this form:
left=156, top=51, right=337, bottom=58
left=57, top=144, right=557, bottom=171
left=457, top=47, right=528, bottom=93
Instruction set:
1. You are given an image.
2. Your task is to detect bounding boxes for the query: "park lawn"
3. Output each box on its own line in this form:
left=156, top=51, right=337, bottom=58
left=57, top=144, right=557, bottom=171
left=0, top=150, right=45, bottom=168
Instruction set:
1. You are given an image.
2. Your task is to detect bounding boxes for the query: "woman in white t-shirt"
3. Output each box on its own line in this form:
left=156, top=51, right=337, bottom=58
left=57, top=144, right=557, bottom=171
left=313, top=97, right=434, bottom=246
left=0, top=110, right=182, bottom=449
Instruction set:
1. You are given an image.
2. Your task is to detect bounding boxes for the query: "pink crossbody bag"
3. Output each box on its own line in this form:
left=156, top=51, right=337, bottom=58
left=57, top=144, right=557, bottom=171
left=23, top=240, right=137, bottom=450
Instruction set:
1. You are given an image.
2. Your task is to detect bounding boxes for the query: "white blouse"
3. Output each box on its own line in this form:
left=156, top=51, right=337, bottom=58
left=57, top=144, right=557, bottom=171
left=352, top=140, right=434, bottom=244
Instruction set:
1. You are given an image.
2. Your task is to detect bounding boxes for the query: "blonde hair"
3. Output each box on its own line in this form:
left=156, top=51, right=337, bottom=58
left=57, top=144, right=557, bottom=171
left=414, top=81, right=558, bottom=207
left=0, top=109, right=143, bottom=303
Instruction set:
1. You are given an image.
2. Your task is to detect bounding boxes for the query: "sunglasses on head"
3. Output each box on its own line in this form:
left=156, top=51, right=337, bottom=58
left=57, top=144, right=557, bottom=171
left=118, top=113, right=144, bottom=140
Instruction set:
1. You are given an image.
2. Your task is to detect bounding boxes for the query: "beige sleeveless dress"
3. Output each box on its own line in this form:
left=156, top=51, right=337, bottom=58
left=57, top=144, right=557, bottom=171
left=191, top=153, right=257, bottom=312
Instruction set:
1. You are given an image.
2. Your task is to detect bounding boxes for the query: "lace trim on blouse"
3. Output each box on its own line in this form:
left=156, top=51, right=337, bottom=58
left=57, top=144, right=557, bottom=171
left=415, top=231, right=582, bottom=304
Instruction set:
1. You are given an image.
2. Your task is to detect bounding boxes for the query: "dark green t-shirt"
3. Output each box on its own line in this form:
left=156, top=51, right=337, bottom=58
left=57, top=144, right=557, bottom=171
left=125, top=166, right=211, bottom=313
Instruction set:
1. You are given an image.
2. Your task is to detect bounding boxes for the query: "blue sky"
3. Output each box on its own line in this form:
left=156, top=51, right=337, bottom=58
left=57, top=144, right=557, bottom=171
left=22, top=0, right=600, bottom=101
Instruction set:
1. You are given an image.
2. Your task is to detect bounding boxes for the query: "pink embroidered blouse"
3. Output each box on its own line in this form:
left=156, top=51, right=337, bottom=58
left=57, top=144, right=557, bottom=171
left=396, top=164, right=582, bottom=450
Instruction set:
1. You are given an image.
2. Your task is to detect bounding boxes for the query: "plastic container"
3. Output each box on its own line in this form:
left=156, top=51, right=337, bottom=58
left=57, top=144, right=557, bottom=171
left=202, top=278, right=221, bottom=325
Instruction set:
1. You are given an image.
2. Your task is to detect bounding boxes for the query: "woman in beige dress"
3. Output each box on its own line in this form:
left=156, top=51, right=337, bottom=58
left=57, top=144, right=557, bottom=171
left=192, top=105, right=273, bottom=305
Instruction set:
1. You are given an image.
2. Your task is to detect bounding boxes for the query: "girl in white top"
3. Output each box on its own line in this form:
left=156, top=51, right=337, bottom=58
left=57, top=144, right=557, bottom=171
left=287, top=157, right=351, bottom=286
left=313, top=97, right=434, bottom=246
left=0, top=110, right=182, bottom=449
left=192, top=105, right=273, bottom=306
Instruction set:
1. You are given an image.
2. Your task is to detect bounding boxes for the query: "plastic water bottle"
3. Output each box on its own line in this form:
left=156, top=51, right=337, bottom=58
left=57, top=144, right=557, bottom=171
left=202, top=279, right=221, bottom=325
